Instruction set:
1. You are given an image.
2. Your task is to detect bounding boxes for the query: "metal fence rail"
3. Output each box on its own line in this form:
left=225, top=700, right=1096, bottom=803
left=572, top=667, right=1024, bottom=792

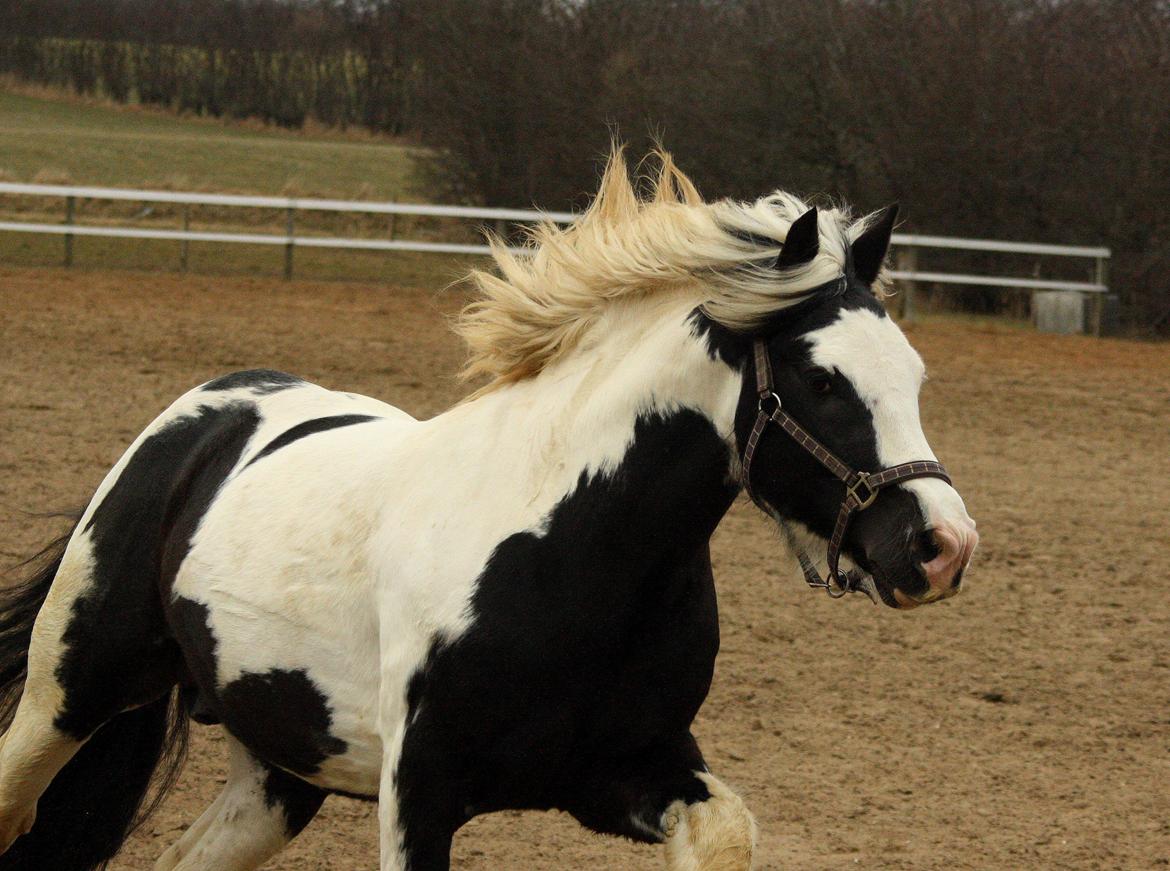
left=0, top=181, right=573, bottom=276
left=0, top=181, right=1111, bottom=331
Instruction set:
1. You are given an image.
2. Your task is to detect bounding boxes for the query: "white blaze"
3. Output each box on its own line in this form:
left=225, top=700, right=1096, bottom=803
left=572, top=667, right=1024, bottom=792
left=806, top=307, right=975, bottom=536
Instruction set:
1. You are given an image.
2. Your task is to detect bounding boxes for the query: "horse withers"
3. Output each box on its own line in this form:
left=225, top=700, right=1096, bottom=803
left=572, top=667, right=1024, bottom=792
left=0, top=150, right=977, bottom=871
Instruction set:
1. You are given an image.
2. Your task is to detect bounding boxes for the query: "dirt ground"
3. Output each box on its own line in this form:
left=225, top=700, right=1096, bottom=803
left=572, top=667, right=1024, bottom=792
left=2, top=265, right=1168, bottom=870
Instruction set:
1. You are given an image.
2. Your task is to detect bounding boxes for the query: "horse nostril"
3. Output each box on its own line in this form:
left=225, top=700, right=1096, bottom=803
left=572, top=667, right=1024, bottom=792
left=950, top=565, right=965, bottom=590
left=912, top=529, right=941, bottom=563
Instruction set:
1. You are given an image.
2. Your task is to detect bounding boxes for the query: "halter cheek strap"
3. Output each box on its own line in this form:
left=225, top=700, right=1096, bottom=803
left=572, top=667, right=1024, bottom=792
left=742, top=339, right=952, bottom=600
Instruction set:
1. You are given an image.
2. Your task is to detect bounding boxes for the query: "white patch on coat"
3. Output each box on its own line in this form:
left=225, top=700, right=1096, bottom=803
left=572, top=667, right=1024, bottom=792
left=170, top=299, right=744, bottom=804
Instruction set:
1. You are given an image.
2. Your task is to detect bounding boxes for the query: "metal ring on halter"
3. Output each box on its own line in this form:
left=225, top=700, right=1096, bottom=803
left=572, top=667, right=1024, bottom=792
left=758, top=392, right=782, bottom=415
left=827, top=570, right=854, bottom=598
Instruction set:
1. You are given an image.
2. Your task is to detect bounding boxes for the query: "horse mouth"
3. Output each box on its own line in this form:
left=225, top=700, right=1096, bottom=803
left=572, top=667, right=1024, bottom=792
left=868, top=572, right=903, bottom=608
left=865, top=567, right=946, bottom=609
left=877, top=573, right=961, bottom=609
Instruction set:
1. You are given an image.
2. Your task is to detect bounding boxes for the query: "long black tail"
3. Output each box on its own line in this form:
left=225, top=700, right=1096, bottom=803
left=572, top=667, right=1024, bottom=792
left=0, top=516, right=78, bottom=730
left=0, top=518, right=190, bottom=871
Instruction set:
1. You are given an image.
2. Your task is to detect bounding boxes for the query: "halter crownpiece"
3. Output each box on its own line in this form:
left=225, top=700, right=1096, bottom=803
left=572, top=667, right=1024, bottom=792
left=741, top=338, right=952, bottom=602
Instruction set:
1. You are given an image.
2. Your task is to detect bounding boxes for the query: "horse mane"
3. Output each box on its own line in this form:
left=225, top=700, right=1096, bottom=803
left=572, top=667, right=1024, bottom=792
left=455, top=147, right=882, bottom=392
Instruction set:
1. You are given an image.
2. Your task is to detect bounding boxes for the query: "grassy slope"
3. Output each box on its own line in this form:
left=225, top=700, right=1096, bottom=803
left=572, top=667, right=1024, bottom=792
left=0, top=87, right=484, bottom=284
left=0, top=88, right=419, bottom=198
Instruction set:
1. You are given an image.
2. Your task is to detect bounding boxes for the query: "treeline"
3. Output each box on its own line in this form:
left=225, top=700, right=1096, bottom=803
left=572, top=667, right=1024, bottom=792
left=1, top=0, right=1167, bottom=329
left=0, top=37, right=410, bottom=130
left=0, top=0, right=414, bottom=130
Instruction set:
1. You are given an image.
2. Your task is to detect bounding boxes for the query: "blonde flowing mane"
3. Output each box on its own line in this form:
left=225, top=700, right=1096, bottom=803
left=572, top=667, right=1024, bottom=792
left=456, top=149, right=880, bottom=391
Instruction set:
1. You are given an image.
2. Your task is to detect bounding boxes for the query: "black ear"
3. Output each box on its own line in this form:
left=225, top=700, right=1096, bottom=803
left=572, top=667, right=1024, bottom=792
left=774, top=207, right=819, bottom=271
left=851, top=204, right=899, bottom=285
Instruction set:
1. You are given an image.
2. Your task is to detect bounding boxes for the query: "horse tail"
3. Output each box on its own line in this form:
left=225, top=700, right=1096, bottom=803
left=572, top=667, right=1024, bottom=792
left=0, top=517, right=191, bottom=871
left=0, top=515, right=78, bottom=728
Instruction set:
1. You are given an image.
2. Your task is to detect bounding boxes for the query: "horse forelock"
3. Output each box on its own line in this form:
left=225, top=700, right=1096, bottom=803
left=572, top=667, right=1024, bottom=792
left=455, top=147, right=889, bottom=395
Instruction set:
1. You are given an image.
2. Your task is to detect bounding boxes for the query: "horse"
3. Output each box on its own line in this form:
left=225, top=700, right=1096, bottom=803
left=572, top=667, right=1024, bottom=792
left=0, top=149, right=978, bottom=871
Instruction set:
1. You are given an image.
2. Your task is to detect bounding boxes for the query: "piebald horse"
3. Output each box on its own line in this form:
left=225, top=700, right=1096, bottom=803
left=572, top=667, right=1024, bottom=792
left=0, top=151, right=976, bottom=871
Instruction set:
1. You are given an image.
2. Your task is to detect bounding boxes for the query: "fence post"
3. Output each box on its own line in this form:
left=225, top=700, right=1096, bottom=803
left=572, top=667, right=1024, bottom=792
left=63, top=196, right=75, bottom=267
left=896, top=246, right=917, bottom=321
left=284, top=207, right=295, bottom=281
left=180, top=204, right=190, bottom=272
left=1088, top=255, right=1109, bottom=337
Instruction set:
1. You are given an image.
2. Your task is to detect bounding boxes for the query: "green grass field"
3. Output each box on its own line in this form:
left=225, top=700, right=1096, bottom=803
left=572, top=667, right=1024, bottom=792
left=0, top=86, right=491, bottom=284
left=0, top=87, right=420, bottom=198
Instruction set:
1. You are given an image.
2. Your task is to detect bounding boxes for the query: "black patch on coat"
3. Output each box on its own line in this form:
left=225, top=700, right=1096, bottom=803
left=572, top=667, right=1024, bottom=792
left=394, top=409, right=738, bottom=857
left=202, top=369, right=304, bottom=394
left=246, top=414, right=378, bottom=468
left=220, top=669, right=348, bottom=775
left=167, top=597, right=350, bottom=779
left=157, top=402, right=263, bottom=585
left=691, top=281, right=891, bottom=543
left=567, top=730, right=712, bottom=840
left=52, top=401, right=261, bottom=739
left=0, top=514, right=193, bottom=871
left=690, top=274, right=874, bottom=368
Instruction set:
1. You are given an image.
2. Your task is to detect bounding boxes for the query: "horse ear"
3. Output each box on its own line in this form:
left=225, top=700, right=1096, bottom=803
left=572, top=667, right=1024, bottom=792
left=774, top=207, right=819, bottom=271
left=851, top=204, right=899, bottom=285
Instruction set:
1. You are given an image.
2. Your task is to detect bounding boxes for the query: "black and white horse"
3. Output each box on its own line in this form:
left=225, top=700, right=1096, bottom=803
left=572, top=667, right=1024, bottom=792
left=0, top=151, right=977, bottom=871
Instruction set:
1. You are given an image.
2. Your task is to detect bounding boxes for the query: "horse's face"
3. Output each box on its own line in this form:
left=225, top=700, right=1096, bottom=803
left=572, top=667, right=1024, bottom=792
left=733, top=209, right=978, bottom=608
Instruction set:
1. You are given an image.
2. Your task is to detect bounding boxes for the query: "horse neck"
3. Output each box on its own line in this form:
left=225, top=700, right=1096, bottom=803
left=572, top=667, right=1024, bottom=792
left=449, top=298, right=744, bottom=547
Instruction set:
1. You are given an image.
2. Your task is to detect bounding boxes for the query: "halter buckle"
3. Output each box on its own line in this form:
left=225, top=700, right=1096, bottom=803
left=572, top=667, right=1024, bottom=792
left=846, top=472, right=879, bottom=510
left=757, top=392, right=782, bottom=415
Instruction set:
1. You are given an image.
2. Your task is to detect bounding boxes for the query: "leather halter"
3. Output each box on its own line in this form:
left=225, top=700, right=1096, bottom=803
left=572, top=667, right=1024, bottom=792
left=742, top=338, right=952, bottom=600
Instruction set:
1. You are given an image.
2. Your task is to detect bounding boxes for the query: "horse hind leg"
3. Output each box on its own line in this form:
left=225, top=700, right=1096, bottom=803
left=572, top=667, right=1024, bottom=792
left=0, top=705, right=80, bottom=853
left=0, top=521, right=186, bottom=868
left=156, top=734, right=325, bottom=871
left=0, top=521, right=88, bottom=854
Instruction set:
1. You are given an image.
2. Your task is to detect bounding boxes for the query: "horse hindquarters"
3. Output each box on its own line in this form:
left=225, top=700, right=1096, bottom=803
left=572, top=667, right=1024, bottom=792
left=0, top=399, right=267, bottom=868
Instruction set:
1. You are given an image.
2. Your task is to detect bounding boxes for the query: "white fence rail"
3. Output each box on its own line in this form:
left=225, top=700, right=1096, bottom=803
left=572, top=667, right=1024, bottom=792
left=0, top=182, right=1111, bottom=331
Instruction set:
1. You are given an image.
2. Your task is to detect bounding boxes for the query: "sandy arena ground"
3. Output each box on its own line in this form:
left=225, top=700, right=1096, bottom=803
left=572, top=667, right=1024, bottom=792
left=2, top=265, right=1168, bottom=870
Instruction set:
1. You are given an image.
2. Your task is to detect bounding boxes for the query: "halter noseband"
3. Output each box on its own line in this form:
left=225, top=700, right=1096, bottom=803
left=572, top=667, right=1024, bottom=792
left=742, top=338, right=952, bottom=601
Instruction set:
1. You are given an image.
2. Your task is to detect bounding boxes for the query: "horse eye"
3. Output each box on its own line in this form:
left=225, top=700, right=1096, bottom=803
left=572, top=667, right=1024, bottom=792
left=806, top=369, right=833, bottom=394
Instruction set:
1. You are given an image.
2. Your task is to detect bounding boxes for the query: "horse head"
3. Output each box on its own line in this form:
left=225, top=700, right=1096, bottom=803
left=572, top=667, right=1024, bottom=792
left=709, top=204, right=978, bottom=608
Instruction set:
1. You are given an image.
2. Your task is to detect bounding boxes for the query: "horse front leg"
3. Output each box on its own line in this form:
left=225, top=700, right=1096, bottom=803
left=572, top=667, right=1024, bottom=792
left=567, top=730, right=756, bottom=871
left=377, top=713, right=456, bottom=871
left=660, top=771, right=756, bottom=871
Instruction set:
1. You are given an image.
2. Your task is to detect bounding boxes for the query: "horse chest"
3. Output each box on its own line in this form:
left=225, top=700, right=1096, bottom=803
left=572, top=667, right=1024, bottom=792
left=391, top=534, right=722, bottom=815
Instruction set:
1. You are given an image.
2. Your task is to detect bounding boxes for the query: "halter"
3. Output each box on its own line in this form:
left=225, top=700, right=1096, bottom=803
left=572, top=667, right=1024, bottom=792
left=741, top=338, right=952, bottom=601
